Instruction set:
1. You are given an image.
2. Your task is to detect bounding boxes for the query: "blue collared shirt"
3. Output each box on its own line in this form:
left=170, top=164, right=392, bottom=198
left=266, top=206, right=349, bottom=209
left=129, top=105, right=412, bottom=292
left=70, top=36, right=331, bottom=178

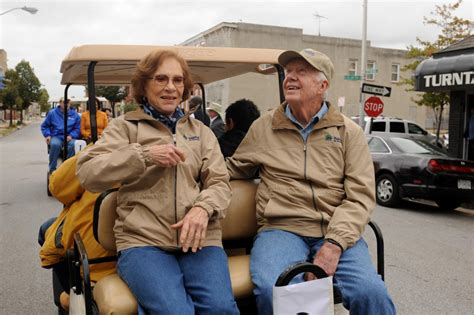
left=285, top=102, right=328, bottom=142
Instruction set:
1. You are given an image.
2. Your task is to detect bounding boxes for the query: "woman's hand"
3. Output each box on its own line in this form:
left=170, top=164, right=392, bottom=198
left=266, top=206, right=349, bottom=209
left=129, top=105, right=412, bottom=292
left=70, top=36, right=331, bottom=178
left=146, top=144, right=186, bottom=167
left=171, top=206, right=209, bottom=253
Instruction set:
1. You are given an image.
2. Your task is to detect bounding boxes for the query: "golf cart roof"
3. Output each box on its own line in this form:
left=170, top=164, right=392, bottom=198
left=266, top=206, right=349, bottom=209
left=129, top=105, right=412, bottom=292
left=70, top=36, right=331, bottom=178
left=60, top=45, right=285, bottom=85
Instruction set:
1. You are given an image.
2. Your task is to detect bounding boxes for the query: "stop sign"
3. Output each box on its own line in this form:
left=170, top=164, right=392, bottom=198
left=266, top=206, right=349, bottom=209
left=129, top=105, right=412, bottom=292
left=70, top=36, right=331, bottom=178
left=364, top=96, right=384, bottom=117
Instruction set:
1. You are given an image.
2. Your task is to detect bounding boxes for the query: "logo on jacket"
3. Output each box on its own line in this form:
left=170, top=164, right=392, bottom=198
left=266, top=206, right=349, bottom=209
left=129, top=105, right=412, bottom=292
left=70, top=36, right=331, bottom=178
left=182, top=135, right=200, bottom=141
left=324, top=132, right=342, bottom=144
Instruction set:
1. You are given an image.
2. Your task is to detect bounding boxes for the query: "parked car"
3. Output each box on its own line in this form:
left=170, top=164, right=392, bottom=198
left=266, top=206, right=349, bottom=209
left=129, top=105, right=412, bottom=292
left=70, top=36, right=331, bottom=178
left=352, top=116, right=445, bottom=148
left=367, top=134, right=474, bottom=210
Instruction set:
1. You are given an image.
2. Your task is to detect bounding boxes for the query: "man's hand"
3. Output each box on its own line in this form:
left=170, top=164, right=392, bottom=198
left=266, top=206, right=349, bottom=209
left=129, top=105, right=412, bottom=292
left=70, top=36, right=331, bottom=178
left=45, top=136, right=51, bottom=145
left=171, top=207, right=209, bottom=253
left=306, top=241, right=342, bottom=280
left=66, top=135, right=72, bottom=142
left=146, top=144, right=186, bottom=167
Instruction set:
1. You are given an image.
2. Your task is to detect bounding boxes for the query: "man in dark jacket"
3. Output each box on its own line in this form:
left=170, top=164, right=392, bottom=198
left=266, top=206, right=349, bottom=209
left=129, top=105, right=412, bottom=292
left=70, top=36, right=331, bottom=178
left=218, top=99, right=260, bottom=157
left=40, top=100, right=81, bottom=173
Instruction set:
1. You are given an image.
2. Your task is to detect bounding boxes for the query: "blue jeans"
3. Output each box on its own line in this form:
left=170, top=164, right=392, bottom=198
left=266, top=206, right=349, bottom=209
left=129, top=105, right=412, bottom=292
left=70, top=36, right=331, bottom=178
left=250, top=229, right=396, bottom=315
left=117, top=246, right=239, bottom=315
left=38, top=217, right=57, bottom=246
left=48, top=136, right=75, bottom=172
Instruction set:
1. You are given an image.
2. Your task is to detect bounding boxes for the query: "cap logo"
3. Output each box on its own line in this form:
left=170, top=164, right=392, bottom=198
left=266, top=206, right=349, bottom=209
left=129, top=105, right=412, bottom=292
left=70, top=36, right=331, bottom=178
left=303, top=49, right=316, bottom=56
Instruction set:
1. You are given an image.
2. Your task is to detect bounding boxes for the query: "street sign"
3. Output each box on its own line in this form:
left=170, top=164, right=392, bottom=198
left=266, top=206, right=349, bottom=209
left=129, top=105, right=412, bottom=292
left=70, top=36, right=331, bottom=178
left=362, top=83, right=392, bottom=97
left=344, top=75, right=362, bottom=81
left=364, top=96, right=384, bottom=117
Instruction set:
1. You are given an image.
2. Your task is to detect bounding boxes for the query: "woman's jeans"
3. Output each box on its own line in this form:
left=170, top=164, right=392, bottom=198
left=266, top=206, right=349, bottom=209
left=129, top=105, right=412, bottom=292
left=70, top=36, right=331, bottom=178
left=117, top=246, right=239, bottom=315
left=250, top=229, right=396, bottom=315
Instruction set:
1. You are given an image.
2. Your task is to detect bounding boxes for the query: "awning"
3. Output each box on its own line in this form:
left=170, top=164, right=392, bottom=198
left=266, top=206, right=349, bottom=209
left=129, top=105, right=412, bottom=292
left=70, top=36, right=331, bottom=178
left=414, top=54, right=474, bottom=92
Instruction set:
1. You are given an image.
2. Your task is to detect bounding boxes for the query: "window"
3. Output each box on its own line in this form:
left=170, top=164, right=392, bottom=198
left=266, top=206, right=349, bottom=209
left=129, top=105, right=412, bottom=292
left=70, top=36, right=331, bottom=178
left=408, top=123, right=426, bottom=135
left=366, top=61, right=376, bottom=80
left=390, top=122, right=405, bottom=133
left=368, top=137, right=390, bottom=153
left=348, top=59, right=358, bottom=76
left=391, top=64, right=400, bottom=82
left=371, top=121, right=386, bottom=132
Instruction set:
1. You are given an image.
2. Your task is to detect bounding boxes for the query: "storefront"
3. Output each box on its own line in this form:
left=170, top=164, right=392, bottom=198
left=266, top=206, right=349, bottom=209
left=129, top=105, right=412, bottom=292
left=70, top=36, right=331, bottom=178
left=415, top=35, right=474, bottom=161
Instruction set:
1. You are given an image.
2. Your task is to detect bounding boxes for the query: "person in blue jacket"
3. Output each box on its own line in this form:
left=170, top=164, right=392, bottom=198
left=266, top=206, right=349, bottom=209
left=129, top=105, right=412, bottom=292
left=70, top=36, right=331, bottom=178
left=41, top=99, right=81, bottom=173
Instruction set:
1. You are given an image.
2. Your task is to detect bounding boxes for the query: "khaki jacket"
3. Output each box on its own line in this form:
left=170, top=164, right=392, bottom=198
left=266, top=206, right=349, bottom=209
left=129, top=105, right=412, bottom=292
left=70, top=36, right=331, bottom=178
left=39, top=155, right=116, bottom=282
left=226, top=103, right=375, bottom=250
left=76, top=108, right=231, bottom=252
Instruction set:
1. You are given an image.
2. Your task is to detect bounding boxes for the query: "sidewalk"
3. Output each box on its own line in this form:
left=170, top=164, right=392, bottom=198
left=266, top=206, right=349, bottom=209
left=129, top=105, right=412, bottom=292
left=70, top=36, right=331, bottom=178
left=0, top=118, right=38, bottom=137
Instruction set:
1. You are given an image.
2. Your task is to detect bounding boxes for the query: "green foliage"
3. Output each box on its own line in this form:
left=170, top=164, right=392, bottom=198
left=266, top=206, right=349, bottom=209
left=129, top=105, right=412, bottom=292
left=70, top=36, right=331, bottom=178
left=15, top=60, right=42, bottom=122
left=401, top=0, right=473, bottom=139
left=38, top=88, right=50, bottom=113
left=0, top=69, right=21, bottom=108
left=122, top=102, right=138, bottom=113
left=0, top=69, right=22, bottom=127
left=95, top=86, right=127, bottom=104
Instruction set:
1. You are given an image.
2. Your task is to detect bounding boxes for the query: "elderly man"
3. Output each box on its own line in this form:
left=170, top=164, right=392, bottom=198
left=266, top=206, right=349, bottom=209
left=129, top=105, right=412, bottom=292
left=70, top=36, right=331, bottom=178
left=226, top=49, right=395, bottom=314
left=207, top=101, right=225, bottom=138
left=41, top=99, right=81, bottom=173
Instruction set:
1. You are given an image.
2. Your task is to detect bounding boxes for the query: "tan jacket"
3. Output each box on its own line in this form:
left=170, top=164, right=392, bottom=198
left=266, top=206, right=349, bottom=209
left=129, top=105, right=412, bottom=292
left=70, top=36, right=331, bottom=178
left=76, top=108, right=231, bottom=252
left=226, top=103, right=375, bottom=250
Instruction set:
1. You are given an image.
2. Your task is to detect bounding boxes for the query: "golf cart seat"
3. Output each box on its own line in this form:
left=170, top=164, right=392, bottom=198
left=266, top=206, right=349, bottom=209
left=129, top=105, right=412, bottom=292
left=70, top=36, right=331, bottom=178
left=74, top=179, right=258, bottom=314
left=71, top=179, right=384, bottom=314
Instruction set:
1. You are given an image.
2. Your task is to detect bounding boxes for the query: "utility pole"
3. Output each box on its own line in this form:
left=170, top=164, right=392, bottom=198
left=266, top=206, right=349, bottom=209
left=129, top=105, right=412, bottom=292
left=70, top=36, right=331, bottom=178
left=358, top=0, right=368, bottom=127
left=313, top=12, right=328, bottom=36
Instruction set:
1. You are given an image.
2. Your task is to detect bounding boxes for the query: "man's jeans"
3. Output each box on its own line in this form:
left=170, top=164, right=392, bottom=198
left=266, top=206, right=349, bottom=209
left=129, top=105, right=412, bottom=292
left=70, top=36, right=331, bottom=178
left=250, top=229, right=396, bottom=315
left=117, top=246, right=239, bottom=315
left=49, top=137, right=75, bottom=172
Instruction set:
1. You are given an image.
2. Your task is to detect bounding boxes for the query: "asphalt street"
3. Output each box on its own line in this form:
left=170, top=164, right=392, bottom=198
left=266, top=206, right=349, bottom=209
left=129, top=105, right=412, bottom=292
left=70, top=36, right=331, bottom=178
left=0, top=120, right=473, bottom=314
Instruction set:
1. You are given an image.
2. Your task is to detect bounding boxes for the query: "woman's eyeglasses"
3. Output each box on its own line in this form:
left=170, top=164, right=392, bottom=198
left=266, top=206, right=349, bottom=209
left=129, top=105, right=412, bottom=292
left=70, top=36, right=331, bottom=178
left=148, top=74, right=185, bottom=87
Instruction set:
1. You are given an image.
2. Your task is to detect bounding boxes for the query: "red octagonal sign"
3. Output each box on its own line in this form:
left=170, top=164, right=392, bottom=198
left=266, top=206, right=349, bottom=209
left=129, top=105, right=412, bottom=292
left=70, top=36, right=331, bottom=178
left=364, top=96, right=384, bottom=117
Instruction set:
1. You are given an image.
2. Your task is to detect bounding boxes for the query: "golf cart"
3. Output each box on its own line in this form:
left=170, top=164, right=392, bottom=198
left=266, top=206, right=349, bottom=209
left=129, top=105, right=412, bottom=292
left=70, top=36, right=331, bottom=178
left=55, top=44, right=385, bottom=314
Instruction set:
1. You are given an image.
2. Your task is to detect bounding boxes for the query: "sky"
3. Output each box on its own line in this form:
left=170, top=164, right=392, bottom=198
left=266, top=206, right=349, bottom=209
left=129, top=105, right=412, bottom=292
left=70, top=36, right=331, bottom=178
left=0, top=0, right=472, bottom=100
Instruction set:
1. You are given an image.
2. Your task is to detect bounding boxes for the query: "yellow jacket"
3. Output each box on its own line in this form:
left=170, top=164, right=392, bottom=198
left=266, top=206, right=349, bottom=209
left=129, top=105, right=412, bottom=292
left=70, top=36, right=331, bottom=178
left=39, top=155, right=116, bottom=282
left=81, top=110, right=108, bottom=139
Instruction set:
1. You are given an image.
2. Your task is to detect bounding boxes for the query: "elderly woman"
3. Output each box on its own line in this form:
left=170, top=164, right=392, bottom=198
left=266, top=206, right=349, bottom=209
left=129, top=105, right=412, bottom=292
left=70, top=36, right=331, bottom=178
left=76, top=50, right=238, bottom=315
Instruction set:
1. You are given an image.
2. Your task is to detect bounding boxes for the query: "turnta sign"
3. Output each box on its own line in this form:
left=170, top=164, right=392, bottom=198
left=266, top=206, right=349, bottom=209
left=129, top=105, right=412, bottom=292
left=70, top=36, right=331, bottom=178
left=422, top=71, right=474, bottom=89
left=361, top=83, right=391, bottom=97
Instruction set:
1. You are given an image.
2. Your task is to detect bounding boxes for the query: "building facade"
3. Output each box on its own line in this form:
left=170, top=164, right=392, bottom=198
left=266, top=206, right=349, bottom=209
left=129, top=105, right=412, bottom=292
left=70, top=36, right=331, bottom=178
left=181, top=22, right=428, bottom=127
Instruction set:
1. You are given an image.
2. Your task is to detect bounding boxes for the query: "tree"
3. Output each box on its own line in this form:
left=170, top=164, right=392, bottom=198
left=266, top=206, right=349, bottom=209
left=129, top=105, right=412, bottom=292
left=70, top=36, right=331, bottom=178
left=95, top=86, right=127, bottom=117
left=38, top=88, right=50, bottom=113
left=401, top=0, right=473, bottom=142
left=0, top=69, right=22, bottom=127
left=15, top=60, right=41, bottom=124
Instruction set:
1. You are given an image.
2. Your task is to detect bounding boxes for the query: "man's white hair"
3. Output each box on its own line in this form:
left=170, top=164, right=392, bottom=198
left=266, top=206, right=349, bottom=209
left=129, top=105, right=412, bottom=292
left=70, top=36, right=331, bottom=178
left=315, top=71, right=329, bottom=100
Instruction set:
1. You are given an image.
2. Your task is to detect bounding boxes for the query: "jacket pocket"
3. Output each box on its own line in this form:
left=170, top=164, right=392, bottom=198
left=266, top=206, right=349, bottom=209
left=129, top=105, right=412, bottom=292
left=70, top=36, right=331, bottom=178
left=262, top=186, right=294, bottom=219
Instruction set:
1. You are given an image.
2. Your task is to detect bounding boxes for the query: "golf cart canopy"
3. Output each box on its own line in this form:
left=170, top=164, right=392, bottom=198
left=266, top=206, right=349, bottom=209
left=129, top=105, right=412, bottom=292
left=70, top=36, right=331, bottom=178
left=60, top=45, right=285, bottom=85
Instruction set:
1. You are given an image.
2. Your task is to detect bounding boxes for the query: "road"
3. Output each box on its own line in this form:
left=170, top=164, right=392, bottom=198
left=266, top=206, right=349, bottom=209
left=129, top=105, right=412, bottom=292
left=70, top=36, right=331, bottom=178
left=0, top=121, right=473, bottom=314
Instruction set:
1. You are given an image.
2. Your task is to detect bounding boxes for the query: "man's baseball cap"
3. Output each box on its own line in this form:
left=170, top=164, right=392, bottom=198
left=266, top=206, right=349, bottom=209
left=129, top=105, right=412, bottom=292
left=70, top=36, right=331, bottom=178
left=278, top=48, right=334, bottom=82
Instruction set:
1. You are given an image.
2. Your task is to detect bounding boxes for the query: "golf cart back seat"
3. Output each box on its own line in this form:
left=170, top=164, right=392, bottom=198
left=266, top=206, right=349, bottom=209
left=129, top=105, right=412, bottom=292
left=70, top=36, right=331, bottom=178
left=88, top=179, right=384, bottom=314
left=91, top=179, right=259, bottom=314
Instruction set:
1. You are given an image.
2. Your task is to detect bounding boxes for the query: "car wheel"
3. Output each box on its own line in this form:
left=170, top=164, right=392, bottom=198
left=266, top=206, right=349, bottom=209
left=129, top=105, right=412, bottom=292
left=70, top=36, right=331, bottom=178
left=435, top=199, right=461, bottom=210
left=376, top=174, right=400, bottom=207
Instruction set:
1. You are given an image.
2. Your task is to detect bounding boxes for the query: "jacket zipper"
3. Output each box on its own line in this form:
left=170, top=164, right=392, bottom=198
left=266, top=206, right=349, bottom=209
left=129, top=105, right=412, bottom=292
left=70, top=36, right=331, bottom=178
left=303, top=134, right=325, bottom=234
left=173, top=132, right=179, bottom=246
